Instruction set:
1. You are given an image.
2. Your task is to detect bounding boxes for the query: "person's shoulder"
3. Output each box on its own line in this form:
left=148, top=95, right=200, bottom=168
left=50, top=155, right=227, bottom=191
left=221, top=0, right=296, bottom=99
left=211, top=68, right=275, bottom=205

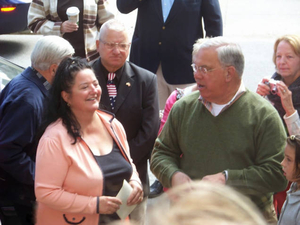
left=6, top=68, right=42, bottom=95
left=165, top=90, right=178, bottom=105
left=43, top=119, right=66, bottom=137
left=96, top=109, right=114, bottom=122
left=3, top=72, right=27, bottom=91
left=39, top=119, right=75, bottom=153
left=40, top=119, right=76, bottom=146
left=243, top=90, right=275, bottom=109
left=91, top=58, right=100, bottom=70
left=172, top=91, right=200, bottom=110
left=96, top=110, right=124, bottom=132
left=179, top=91, right=200, bottom=103
left=240, top=90, right=281, bottom=120
left=1, top=72, right=41, bottom=104
left=125, top=61, right=156, bottom=78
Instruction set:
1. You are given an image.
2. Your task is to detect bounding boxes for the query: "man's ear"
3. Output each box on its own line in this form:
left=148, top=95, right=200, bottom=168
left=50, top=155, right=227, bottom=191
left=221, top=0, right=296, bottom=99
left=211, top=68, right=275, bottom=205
left=96, top=40, right=100, bottom=49
left=50, top=64, right=59, bottom=76
left=225, top=66, right=236, bottom=82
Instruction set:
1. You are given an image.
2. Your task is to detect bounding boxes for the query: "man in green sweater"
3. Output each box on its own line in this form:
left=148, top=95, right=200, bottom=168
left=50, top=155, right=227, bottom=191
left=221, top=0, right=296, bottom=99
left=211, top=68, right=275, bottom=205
left=150, top=37, right=288, bottom=223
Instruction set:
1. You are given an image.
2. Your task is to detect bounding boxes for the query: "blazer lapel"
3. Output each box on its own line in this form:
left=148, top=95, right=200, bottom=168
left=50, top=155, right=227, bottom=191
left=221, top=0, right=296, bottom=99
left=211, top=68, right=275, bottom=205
left=113, top=62, right=135, bottom=113
left=153, top=0, right=164, bottom=23
left=165, top=0, right=181, bottom=24
left=94, top=60, right=111, bottom=111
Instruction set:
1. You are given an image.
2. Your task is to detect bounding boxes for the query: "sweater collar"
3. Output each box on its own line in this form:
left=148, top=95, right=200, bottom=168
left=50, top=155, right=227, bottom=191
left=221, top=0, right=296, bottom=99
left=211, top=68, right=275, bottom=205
left=199, top=82, right=246, bottom=116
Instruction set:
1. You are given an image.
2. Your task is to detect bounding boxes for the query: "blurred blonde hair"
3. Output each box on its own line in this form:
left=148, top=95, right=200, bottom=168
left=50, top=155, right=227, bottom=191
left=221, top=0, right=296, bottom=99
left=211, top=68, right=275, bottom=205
left=147, top=181, right=267, bottom=225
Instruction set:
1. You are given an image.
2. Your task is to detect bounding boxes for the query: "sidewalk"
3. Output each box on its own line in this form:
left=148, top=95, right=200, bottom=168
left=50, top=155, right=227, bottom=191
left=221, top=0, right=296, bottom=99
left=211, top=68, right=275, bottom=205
left=220, top=0, right=300, bottom=38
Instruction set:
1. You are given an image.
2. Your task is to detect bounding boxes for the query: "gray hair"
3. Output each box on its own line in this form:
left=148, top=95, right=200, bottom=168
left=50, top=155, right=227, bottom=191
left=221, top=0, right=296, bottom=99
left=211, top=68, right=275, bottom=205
left=98, top=19, right=128, bottom=41
left=193, top=37, right=245, bottom=77
left=31, top=36, right=74, bottom=71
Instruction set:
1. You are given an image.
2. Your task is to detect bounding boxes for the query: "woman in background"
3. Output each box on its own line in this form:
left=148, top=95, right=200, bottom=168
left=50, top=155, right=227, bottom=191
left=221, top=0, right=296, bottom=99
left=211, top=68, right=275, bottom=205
left=256, top=34, right=300, bottom=217
left=256, top=34, right=300, bottom=136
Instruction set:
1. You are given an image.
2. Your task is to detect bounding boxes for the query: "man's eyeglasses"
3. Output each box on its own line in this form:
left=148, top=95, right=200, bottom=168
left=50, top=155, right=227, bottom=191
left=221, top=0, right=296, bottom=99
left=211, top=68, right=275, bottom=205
left=100, top=40, right=131, bottom=51
left=191, top=63, right=218, bottom=75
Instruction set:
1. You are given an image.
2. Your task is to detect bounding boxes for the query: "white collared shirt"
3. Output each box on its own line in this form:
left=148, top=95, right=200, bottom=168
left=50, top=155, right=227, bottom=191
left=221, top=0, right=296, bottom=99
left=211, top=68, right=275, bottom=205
left=200, top=81, right=246, bottom=117
left=161, top=0, right=174, bottom=22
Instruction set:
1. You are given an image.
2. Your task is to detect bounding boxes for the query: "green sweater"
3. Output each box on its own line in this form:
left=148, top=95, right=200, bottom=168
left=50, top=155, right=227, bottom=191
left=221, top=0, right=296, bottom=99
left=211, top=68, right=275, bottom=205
left=151, top=90, right=288, bottom=211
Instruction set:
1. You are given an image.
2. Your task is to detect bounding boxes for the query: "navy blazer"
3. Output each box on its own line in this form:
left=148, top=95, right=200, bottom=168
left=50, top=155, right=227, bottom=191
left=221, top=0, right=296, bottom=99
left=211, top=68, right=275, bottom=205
left=93, top=60, right=160, bottom=195
left=117, top=0, right=223, bottom=85
left=0, top=67, right=49, bottom=204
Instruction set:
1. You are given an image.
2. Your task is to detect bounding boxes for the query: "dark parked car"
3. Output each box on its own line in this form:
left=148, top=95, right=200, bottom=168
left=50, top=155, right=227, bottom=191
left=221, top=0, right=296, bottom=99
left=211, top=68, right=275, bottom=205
left=0, top=0, right=31, bottom=34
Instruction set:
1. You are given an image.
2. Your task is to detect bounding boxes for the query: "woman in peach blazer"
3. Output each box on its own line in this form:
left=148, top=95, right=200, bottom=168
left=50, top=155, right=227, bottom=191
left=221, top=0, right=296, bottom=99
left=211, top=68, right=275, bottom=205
left=35, top=57, right=143, bottom=225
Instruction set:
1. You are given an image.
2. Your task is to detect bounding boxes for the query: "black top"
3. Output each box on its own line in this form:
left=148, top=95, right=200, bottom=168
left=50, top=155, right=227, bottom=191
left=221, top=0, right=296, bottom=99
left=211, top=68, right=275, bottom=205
left=57, top=0, right=85, bottom=58
left=95, top=141, right=132, bottom=224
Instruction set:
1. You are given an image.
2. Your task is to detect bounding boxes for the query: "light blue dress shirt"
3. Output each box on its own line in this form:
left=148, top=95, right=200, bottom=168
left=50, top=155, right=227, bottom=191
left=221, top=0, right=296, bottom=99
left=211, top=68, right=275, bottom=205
left=161, top=0, right=174, bottom=22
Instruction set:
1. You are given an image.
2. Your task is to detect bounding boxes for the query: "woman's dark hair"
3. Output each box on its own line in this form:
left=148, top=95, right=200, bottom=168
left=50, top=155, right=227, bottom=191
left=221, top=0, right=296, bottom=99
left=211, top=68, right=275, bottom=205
left=287, top=135, right=300, bottom=180
left=40, top=57, right=92, bottom=144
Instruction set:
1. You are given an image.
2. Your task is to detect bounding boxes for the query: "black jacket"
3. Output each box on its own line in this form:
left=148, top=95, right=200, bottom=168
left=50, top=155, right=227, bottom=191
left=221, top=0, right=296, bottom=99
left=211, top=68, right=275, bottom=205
left=117, top=0, right=223, bottom=84
left=0, top=67, right=49, bottom=205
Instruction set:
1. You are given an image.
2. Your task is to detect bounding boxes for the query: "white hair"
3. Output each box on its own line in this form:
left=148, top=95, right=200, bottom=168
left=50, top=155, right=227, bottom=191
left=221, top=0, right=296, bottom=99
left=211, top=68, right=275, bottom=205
left=98, top=19, right=128, bottom=41
left=193, top=37, right=245, bottom=77
left=31, top=36, right=74, bottom=71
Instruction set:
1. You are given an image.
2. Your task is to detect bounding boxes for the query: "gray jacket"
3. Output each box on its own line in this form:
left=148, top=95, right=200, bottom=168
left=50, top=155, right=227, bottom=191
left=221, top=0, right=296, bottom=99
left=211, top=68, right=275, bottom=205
left=278, top=182, right=300, bottom=225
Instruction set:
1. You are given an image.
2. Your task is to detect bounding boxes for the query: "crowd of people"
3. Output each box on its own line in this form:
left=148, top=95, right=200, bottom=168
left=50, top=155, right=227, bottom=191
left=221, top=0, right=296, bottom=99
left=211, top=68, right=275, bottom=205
left=0, top=0, right=300, bottom=225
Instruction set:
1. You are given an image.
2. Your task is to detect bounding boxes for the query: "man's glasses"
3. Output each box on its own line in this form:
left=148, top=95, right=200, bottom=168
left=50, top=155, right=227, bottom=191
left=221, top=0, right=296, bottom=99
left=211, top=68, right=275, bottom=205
left=191, top=63, right=219, bottom=75
left=100, top=40, right=131, bottom=51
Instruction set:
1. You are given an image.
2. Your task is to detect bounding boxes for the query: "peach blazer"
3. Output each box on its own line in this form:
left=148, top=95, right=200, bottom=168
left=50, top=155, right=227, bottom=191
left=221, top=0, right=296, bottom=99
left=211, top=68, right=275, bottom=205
left=35, top=110, right=140, bottom=225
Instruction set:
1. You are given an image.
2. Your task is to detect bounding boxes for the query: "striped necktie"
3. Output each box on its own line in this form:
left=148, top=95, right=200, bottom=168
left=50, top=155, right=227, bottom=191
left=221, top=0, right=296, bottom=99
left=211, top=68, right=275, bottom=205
left=107, top=73, right=117, bottom=110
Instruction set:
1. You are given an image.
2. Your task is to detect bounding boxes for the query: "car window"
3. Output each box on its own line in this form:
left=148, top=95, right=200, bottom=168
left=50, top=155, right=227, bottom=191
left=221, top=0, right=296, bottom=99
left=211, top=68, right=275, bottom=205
left=0, top=56, right=24, bottom=91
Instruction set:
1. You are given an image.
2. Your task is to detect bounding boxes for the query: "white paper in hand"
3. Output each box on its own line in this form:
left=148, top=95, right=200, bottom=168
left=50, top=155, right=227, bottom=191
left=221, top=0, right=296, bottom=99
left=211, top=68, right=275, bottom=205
left=116, top=179, right=137, bottom=220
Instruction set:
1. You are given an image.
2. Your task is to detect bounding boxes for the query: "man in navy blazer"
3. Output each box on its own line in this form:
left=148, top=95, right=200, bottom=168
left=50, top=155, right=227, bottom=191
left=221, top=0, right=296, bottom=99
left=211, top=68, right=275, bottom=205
left=0, top=36, right=74, bottom=225
left=117, top=0, right=223, bottom=110
left=93, top=19, right=160, bottom=225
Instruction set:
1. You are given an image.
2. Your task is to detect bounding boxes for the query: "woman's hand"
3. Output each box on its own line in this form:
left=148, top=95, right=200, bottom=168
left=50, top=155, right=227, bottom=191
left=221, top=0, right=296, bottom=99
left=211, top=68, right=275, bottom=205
left=256, top=78, right=271, bottom=96
left=276, top=81, right=296, bottom=117
left=127, top=180, right=143, bottom=206
left=60, top=21, right=78, bottom=33
left=99, top=196, right=122, bottom=214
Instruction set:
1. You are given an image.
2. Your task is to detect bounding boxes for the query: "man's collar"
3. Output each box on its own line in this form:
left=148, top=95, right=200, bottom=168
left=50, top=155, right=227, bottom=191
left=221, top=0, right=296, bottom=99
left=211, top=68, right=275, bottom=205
left=199, top=81, right=246, bottom=116
left=99, top=60, right=124, bottom=81
left=31, top=67, right=51, bottom=91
